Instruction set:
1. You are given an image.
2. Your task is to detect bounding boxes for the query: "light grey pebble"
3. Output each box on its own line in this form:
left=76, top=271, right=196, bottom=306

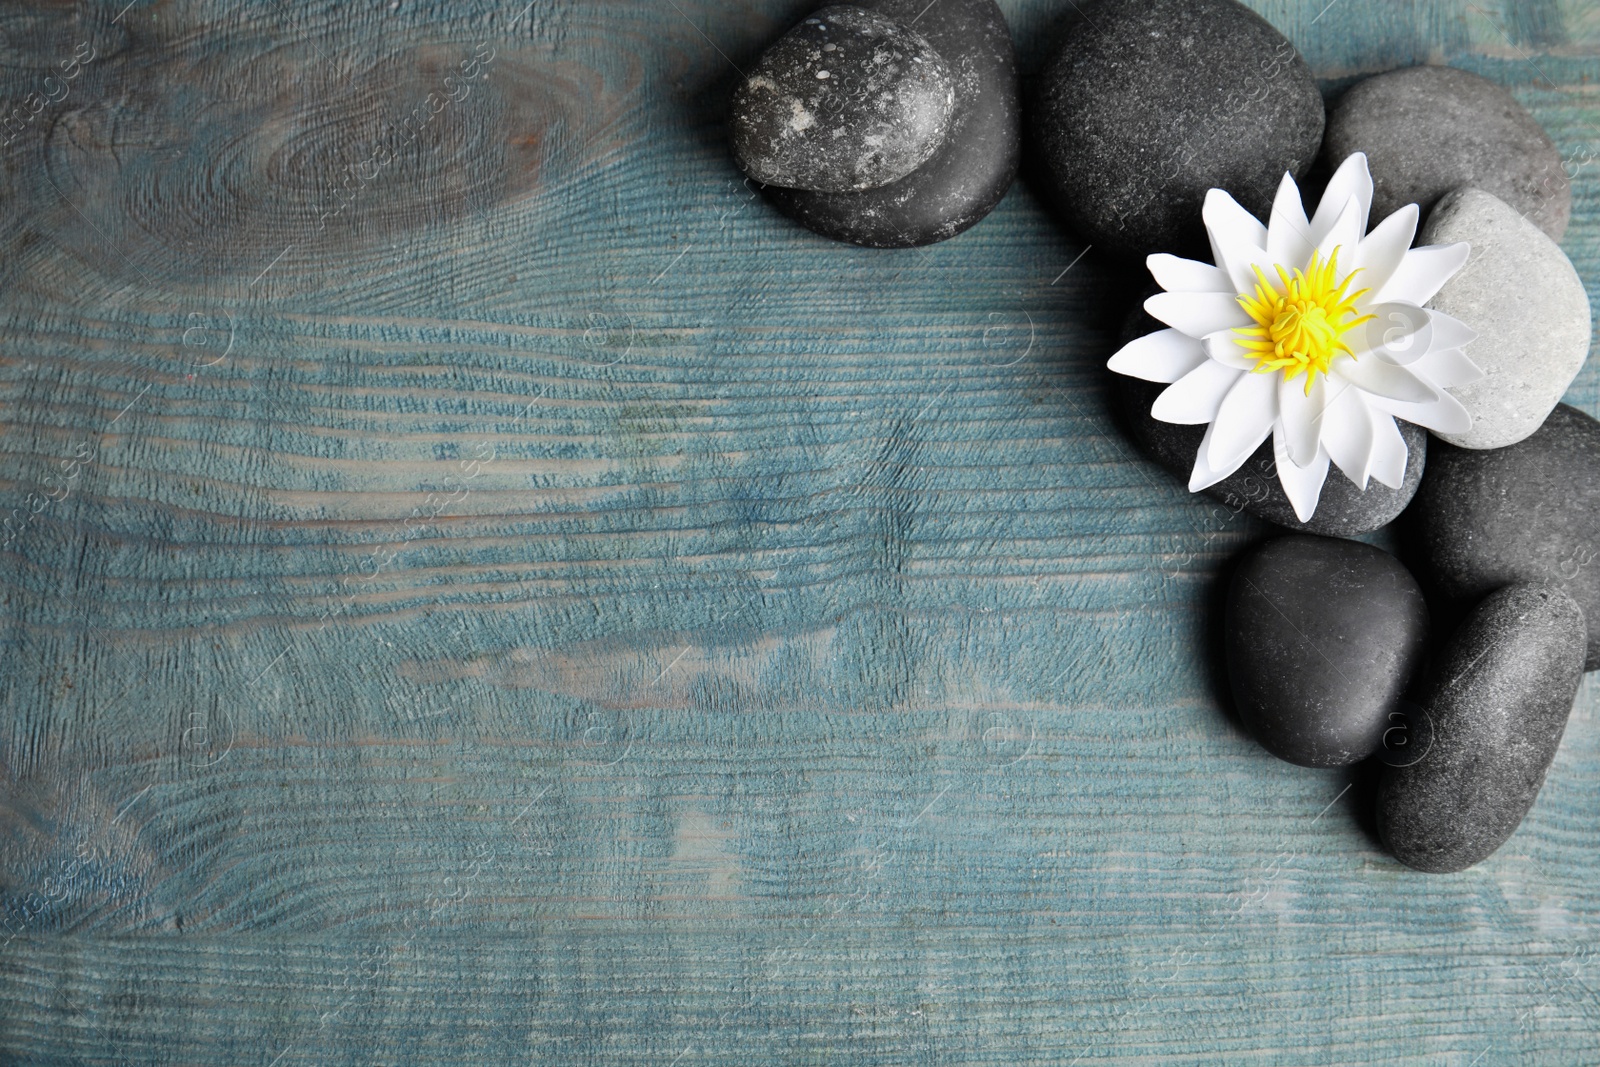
left=730, top=5, right=956, bottom=193
left=1324, top=65, right=1571, bottom=242
left=1378, top=583, right=1586, bottom=873
left=1420, top=187, right=1591, bottom=450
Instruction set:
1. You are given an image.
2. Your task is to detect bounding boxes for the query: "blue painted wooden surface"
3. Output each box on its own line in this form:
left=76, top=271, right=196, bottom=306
left=1, top=0, right=1599, bottom=1063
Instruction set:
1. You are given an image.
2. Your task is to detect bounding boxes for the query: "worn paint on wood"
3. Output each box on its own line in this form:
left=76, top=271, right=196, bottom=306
left=1, top=0, right=1599, bottom=1063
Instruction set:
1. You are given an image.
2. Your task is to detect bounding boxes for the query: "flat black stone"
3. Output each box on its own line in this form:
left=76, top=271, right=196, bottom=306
left=1324, top=65, right=1571, bottom=242
left=1227, top=535, right=1430, bottom=767
left=1378, top=583, right=1586, bottom=873
left=760, top=0, right=1020, bottom=247
left=730, top=6, right=956, bottom=193
left=1111, top=299, right=1427, bottom=537
left=1409, top=403, right=1600, bottom=670
left=1031, top=0, right=1324, bottom=263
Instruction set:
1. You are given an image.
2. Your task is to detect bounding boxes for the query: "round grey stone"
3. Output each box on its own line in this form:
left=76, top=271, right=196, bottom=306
left=1378, top=583, right=1586, bottom=873
left=1227, top=535, right=1431, bottom=768
left=1409, top=403, right=1600, bottom=670
left=730, top=6, right=956, bottom=193
left=761, top=0, right=1020, bottom=246
left=1417, top=187, right=1591, bottom=450
left=1324, top=65, right=1571, bottom=242
left=1032, top=0, right=1324, bottom=262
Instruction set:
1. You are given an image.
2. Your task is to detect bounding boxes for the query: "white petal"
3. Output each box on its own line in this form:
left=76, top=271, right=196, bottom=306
left=1357, top=301, right=1432, bottom=363
left=1272, top=430, right=1331, bottom=523
left=1427, top=311, right=1477, bottom=352
left=1203, top=188, right=1269, bottom=291
left=1202, top=329, right=1263, bottom=371
left=1266, top=171, right=1313, bottom=266
left=1368, top=414, right=1410, bottom=489
left=1108, top=328, right=1209, bottom=383
left=1321, top=389, right=1376, bottom=489
left=1313, top=197, right=1366, bottom=266
left=1334, top=355, right=1440, bottom=404
left=1207, top=370, right=1278, bottom=472
left=1309, top=153, right=1373, bottom=246
left=1368, top=390, right=1473, bottom=435
left=1223, top=243, right=1282, bottom=300
left=1373, top=242, right=1471, bottom=306
left=1188, top=421, right=1252, bottom=491
left=1152, top=360, right=1241, bottom=424
left=1147, top=253, right=1233, bottom=293
left=1348, top=204, right=1419, bottom=298
left=1278, top=372, right=1329, bottom=466
left=1145, top=291, right=1251, bottom=338
left=1408, top=347, right=1483, bottom=390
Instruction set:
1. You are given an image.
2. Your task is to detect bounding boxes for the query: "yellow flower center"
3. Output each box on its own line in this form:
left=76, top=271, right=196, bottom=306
left=1234, top=247, right=1375, bottom=394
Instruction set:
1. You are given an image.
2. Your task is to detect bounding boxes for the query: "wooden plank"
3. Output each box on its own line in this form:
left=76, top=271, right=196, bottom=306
left=1, top=0, right=1598, bottom=1062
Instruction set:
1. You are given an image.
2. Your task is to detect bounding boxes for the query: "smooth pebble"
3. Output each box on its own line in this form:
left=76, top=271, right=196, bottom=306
left=730, top=6, right=956, bottom=193
left=1227, top=535, right=1430, bottom=768
left=1410, top=403, right=1600, bottom=670
left=1419, top=187, right=1590, bottom=450
left=1324, top=65, right=1571, bottom=242
left=1378, top=583, right=1585, bottom=873
left=762, top=0, right=1020, bottom=246
left=1031, top=0, right=1323, bottom=261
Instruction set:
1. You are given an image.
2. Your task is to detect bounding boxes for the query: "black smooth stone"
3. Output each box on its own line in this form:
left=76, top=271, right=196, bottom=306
left=1378, top=583, right=1586, bottom=873
left=1409, top=403, right=1600, bottom=670
left=1032, top=0, right=1324, bottom=262
left=761, top=0, right=1020, bottom=247
left=1112, top=300, right=1427, bottom=537
left=729, top=6, right=957, bottom=193
left=1227, top=535, right=1430, bottom=768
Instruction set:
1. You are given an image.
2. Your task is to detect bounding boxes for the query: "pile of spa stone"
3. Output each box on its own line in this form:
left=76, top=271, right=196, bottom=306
left=731, top=0, right=1599, bottom=873
left=1031, top=0, right=1596, bottom=874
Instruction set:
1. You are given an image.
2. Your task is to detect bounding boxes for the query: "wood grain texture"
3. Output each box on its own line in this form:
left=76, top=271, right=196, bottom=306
left=1, top=0, right=1599, bottom=1063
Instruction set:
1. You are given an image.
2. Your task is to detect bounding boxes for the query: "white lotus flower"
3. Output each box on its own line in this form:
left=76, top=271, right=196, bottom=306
left=1109, top=152, right=1482, bottom=522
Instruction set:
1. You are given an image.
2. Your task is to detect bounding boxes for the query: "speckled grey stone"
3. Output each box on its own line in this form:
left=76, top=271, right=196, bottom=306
left=1419, top=188, right=1590, bottom=450
left=1324, top=65, right=1571, bottom=242
left=1410, top=404, right=1600, bottom=670
left=1227, top=536, right=1431, bottom=767
left=761, top=0, right=1020, bottom=246
left=1378, top=583, right=1586, bottom=873
left=730, top=6, right=956, bottom=193
left=1032, top=0, right=1324, bottom=262
left=1112, top=299, right=1428, bottom=537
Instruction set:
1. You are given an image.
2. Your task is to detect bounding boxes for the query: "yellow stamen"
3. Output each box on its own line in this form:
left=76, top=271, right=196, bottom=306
left=1233, top=247, right=1376, bottom=395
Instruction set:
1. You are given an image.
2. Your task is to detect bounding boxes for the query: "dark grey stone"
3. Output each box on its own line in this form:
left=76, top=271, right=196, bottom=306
left=1378, top=583, right=1586, bottom=873
left=1031, top=0, right=1324, bottom=262
left=1324, top=65, right=1571, bottom=242
left=761, top=0, right=1020, bottom=246
left=1410, top=404, right=1600, bottom=670
left=1111, top=299, right=1427, bottom=537
left=730, top=6, right=957, bottom=193
left=1227, top=535, right=1430, bottom=767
